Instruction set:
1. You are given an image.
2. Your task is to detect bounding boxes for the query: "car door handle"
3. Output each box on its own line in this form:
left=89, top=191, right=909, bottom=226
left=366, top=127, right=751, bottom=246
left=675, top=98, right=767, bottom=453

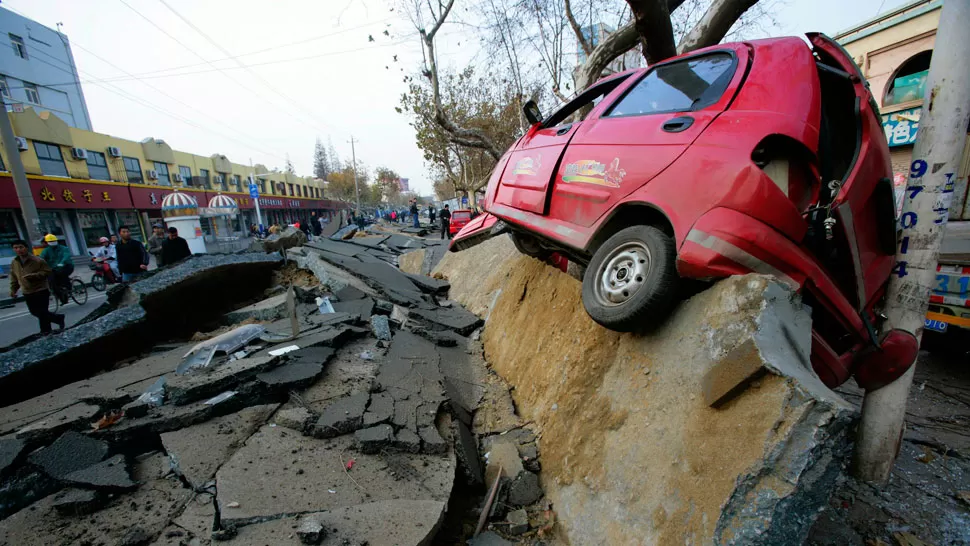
left=556, top=125, right=572, bottom=136
left=662, top=116, right=694, bottom=133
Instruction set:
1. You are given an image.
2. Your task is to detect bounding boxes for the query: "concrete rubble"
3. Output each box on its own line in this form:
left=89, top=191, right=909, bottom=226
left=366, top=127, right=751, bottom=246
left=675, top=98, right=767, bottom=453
left=0, top=227, right=539, bottom=546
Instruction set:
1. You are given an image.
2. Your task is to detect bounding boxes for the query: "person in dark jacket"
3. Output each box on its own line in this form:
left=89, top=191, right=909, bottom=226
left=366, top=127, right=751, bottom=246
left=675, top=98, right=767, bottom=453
left=9, top=239, right=64, bottom=334
left=410, top=199, right=420, bottom=228
left=40, top=233, right=74, bottom=304
left=161, top=227, right=192, bottom=265
left=440, top=205, right=451, bottom=240
left=115, top=226, right=149, bottom=283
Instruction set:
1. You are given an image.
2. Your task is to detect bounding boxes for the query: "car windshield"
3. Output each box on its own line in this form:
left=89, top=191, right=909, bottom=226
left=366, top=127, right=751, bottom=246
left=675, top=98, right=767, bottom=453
left=606, top=53, right=736, bottom=117
left=452, top=212, right=471, bottom=221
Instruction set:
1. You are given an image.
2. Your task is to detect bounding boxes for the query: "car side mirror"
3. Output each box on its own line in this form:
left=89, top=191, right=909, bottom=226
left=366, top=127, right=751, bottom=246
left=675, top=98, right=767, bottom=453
left=523, top=100, right=543, bottom=125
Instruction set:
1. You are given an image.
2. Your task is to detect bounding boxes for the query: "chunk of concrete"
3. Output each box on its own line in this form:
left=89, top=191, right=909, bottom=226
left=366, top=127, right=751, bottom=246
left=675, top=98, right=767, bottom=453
left=355, top=424, right=394, bottom=454
left=393, top=428, right=422, bottom=454
left=52, top=488, right=106, bottom=516
left=311, top=392, right=370, bottom=438
left=297, top=514, right=326, bottom=544
left=215, top=425, right=454, bottom=526
left=409, top=306, right=483, bottom=336
left=294, top=325, right=357, bottom=349
left=224, top=293, right=287, bottom=324
left=0, top=468, right=59, bottom=520
left=507, top=507, right=530, bottom=535
left=306, top=311, right=359, bottom=328
left=14, top=402, right=100, bottom=443
left=0, top=438, right=25, bottom=478
left=334, top=285, right=367, bottom=301
left=468, top=531, right=515, bottom=546
left=404, top=272, right=451, bottom=294
left=257, top=361, right=324, bottom=390
left=261, top=226, right=307, bottom=253
left=167, top=355, right=279, bottom=405
left=370, top=314, right=392, bottom=341
left=419, top=426, right=448, bottom=455
left=28, top=431, right=108, bottom=480
left=62, top=454, right=136, bottom=491
left=456, top=420, right=484, bottom=485
left=362, top=392, right=394, bottom=427
left=274, top=406, right=314, bottom=433
left=485, top=441, right=523, bottom=485
left=160, top=404, right=278, bottom=489
left=333, top=297, right=375, bottom=319
left=507, top=470, right=542, bottom=506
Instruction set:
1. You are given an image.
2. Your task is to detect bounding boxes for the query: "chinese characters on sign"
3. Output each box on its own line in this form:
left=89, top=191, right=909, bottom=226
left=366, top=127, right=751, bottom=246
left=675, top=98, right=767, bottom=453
left=881, top=107, right=921, bottom=148
left=40, top=187, right=55, bottom=201
left=62, top=189, right=75, bottom=203
left=82, top=190, right=93, bottom=203
left=37, top=185, right=110, bottom=205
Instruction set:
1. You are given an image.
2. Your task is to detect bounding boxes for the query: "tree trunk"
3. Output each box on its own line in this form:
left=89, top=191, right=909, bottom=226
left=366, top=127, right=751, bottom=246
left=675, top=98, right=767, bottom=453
left=678, top=0, right=760, bottom=53
left=626, top=0, right=677, bottom=64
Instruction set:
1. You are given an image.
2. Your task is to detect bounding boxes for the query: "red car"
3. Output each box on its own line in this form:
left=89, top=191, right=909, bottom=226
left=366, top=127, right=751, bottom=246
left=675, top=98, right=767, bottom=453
left=449, top=209, right=473, bottom=236
left=451, top=34, right=917, bottom=390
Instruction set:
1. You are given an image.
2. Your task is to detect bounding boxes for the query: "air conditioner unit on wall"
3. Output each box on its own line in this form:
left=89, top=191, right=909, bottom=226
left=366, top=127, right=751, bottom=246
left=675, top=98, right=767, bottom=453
left=71, top=147, right=88, bottom=160
left=107, top=146, right=121, bottom=157
left=173, top=173, right=184, bottom=183
left=214, top=175, right=224, bottom=184
left=14, top=137, right=27, bottom=151
left=147, top=169, right=158, bottom=180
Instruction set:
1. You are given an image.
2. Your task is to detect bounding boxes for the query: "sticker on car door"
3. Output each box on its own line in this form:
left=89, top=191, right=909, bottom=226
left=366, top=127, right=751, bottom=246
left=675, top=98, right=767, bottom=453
left=561, top=158, right=627, bottom=188
left=511, top=155, right=541, bottom=176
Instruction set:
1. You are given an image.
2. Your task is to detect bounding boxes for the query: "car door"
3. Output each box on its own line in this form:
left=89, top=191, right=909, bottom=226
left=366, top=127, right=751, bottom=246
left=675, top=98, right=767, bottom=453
left=546, top=45, right=749, bottom=228
left=492, top=74, right=633, bottom=215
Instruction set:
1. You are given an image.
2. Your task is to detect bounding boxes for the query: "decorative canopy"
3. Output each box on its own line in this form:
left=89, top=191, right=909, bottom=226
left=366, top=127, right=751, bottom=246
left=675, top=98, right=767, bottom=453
left=161, top=190, right=199, bottom=218
left=208, top=194, right=239, bottom=210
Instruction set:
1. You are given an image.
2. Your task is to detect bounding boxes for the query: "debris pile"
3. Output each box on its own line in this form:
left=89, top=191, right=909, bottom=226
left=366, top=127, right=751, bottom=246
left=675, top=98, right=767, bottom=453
left=0, top=228, right=545, bottom=545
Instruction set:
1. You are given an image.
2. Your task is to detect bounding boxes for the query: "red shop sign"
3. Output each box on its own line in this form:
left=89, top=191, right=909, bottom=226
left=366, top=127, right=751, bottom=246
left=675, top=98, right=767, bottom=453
left=30, top=178, right=131, bottom=209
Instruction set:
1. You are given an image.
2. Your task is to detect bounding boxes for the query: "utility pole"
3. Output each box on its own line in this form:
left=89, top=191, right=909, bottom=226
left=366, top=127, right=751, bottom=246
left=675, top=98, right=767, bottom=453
left=853, top=0, right=970, bottom=484
left=348, top=136, right=361, bottom=212
left=0, top=99, right=43, bottom=247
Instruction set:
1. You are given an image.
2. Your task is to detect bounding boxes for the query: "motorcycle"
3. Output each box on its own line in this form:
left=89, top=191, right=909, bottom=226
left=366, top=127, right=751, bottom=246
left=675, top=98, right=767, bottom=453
left=89, top=252, right=120, bottom=292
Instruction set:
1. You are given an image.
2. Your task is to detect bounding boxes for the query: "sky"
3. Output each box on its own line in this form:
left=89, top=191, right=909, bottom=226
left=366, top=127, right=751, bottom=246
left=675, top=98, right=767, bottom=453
left=6, top=0, right=911, bottom=196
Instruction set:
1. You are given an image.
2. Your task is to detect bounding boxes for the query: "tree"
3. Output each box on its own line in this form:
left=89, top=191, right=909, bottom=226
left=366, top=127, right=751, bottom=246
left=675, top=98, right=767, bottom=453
left=313, top=138, right=329, bottom=180
left=374, top=166, right=403, bottom=204
left=327, top=138, right=341, bottom=176
left=285, top=155, right=296, bottom=175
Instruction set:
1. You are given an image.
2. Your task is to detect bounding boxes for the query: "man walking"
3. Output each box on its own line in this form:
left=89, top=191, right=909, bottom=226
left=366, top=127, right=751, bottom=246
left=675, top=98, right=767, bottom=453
left=428, top=205, right=436, bottom=225
left=10, top=239, right=64, bottom=334
left=440, top=204, right=452, bottom=240
left=40, top=234, right=74, bottom=305
left=115, top=226, right=149, bottom=283
left=161, top=227, right=192, bottom=265
left=410, top=199, right=420, bottom=228
left=146, top=223, right=166, bottom=267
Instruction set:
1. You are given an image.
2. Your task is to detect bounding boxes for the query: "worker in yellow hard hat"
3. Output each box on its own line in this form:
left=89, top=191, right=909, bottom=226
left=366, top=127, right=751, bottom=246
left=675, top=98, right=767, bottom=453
left=40, top=233, right=74, bottom=305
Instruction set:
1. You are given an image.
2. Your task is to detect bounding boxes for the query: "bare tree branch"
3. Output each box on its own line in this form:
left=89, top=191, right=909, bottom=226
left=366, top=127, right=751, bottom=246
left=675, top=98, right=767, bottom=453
left=564, top=0, right=591, bottom=56
left=677, top=0, right=760, bottom=53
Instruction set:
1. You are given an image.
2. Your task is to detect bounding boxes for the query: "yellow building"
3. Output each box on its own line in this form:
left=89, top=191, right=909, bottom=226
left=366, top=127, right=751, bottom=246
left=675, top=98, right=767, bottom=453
left=0, top=107, right=344, bottom=266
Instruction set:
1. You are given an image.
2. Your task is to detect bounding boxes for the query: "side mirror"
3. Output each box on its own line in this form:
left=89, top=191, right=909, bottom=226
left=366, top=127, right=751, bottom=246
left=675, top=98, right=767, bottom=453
left=523, top=100, right=543, bottom=126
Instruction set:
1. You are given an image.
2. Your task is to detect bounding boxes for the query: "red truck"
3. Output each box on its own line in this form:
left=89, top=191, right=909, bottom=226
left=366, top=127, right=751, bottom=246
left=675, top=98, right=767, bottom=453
left=451, top=34, right=919, bottom=390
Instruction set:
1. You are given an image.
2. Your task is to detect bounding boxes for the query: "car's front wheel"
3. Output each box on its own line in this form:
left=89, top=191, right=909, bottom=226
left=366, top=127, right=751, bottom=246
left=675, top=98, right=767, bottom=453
left=582, top=225, right=679, bottom=332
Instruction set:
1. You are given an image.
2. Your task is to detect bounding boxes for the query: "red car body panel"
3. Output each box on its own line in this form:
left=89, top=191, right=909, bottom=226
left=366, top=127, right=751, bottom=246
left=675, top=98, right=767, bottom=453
left=454, top=34, right=909, bottom=388
left=449, top=210, right=472, bottom=235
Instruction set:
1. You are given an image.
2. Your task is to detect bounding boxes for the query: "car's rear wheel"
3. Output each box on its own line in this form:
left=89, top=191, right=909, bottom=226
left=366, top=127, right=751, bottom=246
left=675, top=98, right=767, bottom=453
left=582, top=225, right=679, bottom=332
left=511, top=231, right=550, bottom=260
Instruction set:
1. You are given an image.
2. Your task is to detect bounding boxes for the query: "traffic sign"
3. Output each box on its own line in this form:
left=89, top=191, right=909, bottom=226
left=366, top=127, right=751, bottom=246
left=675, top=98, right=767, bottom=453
left=249, top=183, right=259, bottom=199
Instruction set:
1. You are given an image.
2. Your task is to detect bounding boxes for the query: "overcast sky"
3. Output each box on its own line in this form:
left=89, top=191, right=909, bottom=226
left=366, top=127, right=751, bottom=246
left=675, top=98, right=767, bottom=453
left=6, top=0, right=909, bottom=195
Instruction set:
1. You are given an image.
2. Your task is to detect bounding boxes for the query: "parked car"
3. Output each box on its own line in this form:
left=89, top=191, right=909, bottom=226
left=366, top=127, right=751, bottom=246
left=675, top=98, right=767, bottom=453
left=450, top=34, right=918, bottom=390
left=449, top=209, right=472, bottom=236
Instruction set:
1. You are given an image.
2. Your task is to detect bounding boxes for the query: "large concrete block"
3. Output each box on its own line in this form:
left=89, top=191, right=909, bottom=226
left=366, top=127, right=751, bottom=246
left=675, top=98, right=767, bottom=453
left=440, top=236, right=855, bottom=546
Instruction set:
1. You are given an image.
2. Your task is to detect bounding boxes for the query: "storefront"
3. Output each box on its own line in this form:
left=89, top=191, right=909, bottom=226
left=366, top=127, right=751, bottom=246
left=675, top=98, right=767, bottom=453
left=25, top=177, right=133, bottom=256
left=130, top=184, right=207, bottom=238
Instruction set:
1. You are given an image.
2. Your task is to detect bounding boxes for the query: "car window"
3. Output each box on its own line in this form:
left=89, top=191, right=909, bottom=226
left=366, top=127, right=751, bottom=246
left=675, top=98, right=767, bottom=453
left=606, top=53, right=735, bottom=117
left=452, top=212, right=471, bottom=221
left=543, top=74, right=631, bottom=128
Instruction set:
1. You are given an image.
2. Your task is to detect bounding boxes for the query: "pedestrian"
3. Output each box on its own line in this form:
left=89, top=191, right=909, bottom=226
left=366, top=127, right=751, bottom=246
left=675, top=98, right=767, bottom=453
left=109, top=234, right=118, bottom=246
left=318, top=215, right=327, bottom=234
left=161, top=227, right=192, bottom=265
left=410, top=199, right=420, bottom=228
left=269, top=224, right=280, bottom=235
left=300, top=220, right=312, bottom=241
left=40, top=233, right=74, bottom=305
left=429, top=205, right=436, bottom=225
left=440, top=204, right=452, bottom=240
left=146, top=223, right=166, bottom=266
left=115, top=225, right=149, bottom=283
left=9, top=239, right=64, bottom=334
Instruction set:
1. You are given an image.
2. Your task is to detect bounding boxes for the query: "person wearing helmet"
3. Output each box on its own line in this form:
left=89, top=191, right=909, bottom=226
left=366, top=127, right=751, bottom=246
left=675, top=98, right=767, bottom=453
left=40, top=234, right=74, bottom=305
left=92, top=236, right=119, bottom=282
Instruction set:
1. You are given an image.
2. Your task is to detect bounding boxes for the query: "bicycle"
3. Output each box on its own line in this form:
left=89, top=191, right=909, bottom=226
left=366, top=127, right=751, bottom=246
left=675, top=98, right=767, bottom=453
left=48, top=275, right=88, bottom=313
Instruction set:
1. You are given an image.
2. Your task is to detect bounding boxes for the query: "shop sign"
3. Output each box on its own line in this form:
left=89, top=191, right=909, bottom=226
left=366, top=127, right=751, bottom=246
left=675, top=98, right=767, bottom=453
left=882, top=107, right=920, bottom=147
left=30, top=179, right=127, bottom=209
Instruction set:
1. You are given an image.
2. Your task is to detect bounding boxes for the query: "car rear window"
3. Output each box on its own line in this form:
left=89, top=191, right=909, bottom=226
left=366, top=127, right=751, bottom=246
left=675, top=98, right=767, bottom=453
left=606, top=52, right=736, bottom=117
left=452, top=212, right=471, bottom=221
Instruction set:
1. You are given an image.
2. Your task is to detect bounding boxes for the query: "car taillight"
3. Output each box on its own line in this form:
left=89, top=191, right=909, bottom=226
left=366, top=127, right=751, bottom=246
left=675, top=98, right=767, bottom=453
left=853, top=329, right=918, bottom=390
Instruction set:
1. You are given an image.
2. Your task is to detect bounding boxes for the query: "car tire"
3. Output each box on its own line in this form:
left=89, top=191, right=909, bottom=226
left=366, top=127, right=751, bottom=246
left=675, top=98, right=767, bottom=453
left=581, top=225, right=679, bottom=332
left=511, top=231, right=550, bottom=260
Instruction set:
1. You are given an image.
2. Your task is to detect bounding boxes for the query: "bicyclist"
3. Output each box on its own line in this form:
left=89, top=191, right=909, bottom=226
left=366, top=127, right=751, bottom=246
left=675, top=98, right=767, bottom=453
left=40, top=234, right=74, bottom=305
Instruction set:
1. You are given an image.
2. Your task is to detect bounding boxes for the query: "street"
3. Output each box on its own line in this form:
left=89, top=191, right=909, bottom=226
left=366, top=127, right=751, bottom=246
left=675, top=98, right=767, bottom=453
left=0, top=291, right=106, bottom=349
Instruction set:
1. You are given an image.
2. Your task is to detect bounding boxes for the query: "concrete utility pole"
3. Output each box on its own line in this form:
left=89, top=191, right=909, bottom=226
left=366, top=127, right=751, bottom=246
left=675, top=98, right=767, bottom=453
left=0, top=100, right=44, bottom=247
left=854, top=0, right=970, bottom=484
left=348, top=136, right=361, bottom=213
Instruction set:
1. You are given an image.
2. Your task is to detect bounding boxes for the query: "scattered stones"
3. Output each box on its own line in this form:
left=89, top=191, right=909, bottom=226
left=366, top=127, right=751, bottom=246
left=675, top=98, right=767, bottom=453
left=370, top=315, right=392, bottom=341
left=312, top=392, right=370, bottom=438
left=362, top=392, right=394, bottom=427
left=62, top=454, right=136, bottom=492
left=52, top=488, right=106, bottom=516
left=355, top=424, right=394, bottom=454
left=297, top=514, right=326, bottom=544
left=28, top=431, right=109, bottom=480
left=274, top=406, right=314, bottom=433
left=507, top=470, right=542, bottom=506
left=507, top=507, right=530, bottom=535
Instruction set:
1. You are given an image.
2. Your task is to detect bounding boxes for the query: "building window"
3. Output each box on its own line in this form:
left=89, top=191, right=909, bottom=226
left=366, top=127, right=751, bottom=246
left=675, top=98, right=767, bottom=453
left=257, top=180, right=266, bottom=193
left=884, top=51, right=932, bottom=107
left=153, top=161, right=171, bottom=185
left=216, top=174, right=227, bottom=191
left=0, top=151, right=5, bottom=171
left=9, top=34, right=27, bottom=59
left=23, top=82, right=40, bottom=105
left=86, top=150, right=110, bottom=180
left=198, top=168, right=211, bottom=189
left=34, top=141, right=68, bottom=177
left=277, top=182, right=286, bottom=196
left=0, top=76, right=9, bottom=99
left=295, top=185, right=302, bottom=197
left=269, top=181, right=277, bottom=194
left=231, top=174, right=241, bottom=188
left=123, top=156, right=142, bottom=183
left=288, top=183, right=294, bottom=196
left=179, top=165, right=192, bottom=186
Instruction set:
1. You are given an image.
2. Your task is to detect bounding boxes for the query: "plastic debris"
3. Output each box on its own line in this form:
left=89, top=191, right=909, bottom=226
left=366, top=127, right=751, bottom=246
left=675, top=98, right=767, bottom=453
left=178, top=324, right=266, bottom=374
left=315, top=296, right=335, bottom=314
left=226, top=501, right=240, bottom=508
left=135, top=376, right=166, bottom=407
left=327, top=489, right=336, bottom=494
left=268, top=345, right=300, bottom=356
left=359, top=350, right=374, bottom=361
left=91, top=410, right=124, bottom=431
left=204, top=391, right=236, bottom=405
left=345, top=458, right=355, bottom=471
